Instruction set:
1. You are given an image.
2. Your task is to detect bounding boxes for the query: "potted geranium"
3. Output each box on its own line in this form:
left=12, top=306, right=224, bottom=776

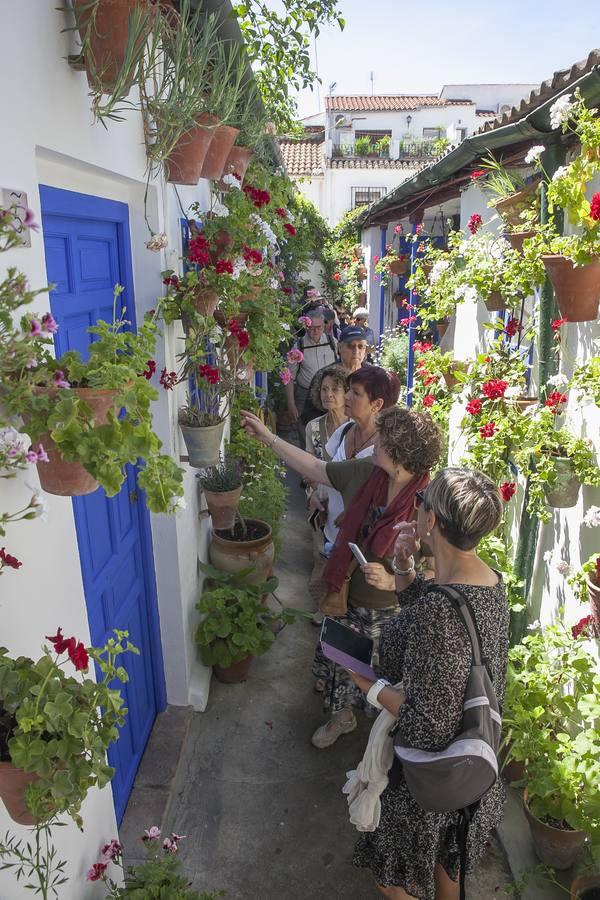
left=374, top=244, right=409, bottom=284
left=0, top=628, right=137, bottom=828
left=480, top=152, right=540, bottom=228
left=406, top=231, right=466, bottom=324
left=197, top=456, right=243, bottom=530
left=568, top=553, right=600, bottom=632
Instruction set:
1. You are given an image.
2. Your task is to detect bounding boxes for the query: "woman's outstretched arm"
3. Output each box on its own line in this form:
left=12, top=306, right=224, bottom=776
left=240, top=410, right=332, bottom=486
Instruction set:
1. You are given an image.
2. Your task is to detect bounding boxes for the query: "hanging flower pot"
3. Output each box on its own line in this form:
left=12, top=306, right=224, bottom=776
left=442, top=361, right=467, bottom=391
left=586, top=573, right=600, bottom=630
left=394, top=292, right=407, bottom=310
left=541, top=255, right=600, bottom=322
left=356, top=265, right=367, bottom=280
left=436, top=320, right=448, bottom=338
left=213, top=310, right=248, bottom=328
left=484, top=291, right=506, bottom=312
left=74, top=0, right=155, bottom=92
left=493, top=183, right=538, bottom=227
left=523, top=790, right=589, bottom=870
left=388, top=257, right=409, bottom=276
left=193, top=289, right=219, bottom=317
left=179, top=418, right=225, bottom=468
left=512, top=396, right=538, bottom=413
left=199, top=125, right=240, bottom=181
left=504, top=230, right=536, bottom=254
left=209, top=518, right=274, bottom=584
left=544, top=457, right=581, bottom=508
left=219, top=146, right=253, bottom=186
left=0, top=761, right=38, bottom=826
left=571, top=874, right=600, bottom=900
left=31, top=387, right=119, bottom=496
left=165, top=113, right=218, bottom=185
left=213, top=656, right=254, bottom=684
left=202, top=486, right=243, bottom=530
left=422, top=262, right=433, bottom=280
left=352, top=244, right=364, bottom=258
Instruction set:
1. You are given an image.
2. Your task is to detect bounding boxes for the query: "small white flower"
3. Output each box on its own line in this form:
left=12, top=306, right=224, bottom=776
left=169, top=495, right=186, bottom=513
left=270, top=278, right=279, bottom=289
left=522, top=404, right=538, bottom=417
left=547, top=372, right=569, bottom=388
left=543, top=550, right=553, bottom=562
left=221, top=173, right=242, bottom=190
left=524, top=145, right=545, bottom=165
left=0, top=427, right=29, bottom=454
left=583, top=506, right=600, bottom=528
left=556, top=560, right=572, bottom=576
left=504, top=386, right=522, bottom=399
left=281, top=323, right=291, bottom=331
left=549, top=94, right=574, bottom=130
left=25, top=486, right=50, bottom=521
left=430, top=259, right=450, bottom=284
left=145, top=232, right=168, bottom=252
left=526, top=619, right=541, bottom=631
left=551, top=165, right=570, bottom=182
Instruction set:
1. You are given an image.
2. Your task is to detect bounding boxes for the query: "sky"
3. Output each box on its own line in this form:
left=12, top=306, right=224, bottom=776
left=292, top=0, right=599, bottom=119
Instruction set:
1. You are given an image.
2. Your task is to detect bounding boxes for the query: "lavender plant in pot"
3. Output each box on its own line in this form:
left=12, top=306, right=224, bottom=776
left=198, top=456, right=243, bottom=530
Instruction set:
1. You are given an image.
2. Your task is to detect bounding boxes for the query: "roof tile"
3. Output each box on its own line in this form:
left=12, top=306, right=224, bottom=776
left=279, top=139, right=324, bottom=176
left=325, top=95, right=471, bottom=112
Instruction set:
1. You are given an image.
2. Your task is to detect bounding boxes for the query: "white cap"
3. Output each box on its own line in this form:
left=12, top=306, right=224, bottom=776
left=353, top=306, right=368, bottom=319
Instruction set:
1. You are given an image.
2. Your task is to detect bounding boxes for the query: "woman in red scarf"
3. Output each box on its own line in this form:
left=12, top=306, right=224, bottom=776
left=240, top=406, right=443, bottom=748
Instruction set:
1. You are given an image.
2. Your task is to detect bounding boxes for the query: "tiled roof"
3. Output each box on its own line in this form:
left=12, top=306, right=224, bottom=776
left=476, top=48, right=600, bottom=134
left=279, top=139, right=324, bottom=176
left=325, top=95, right=471, bottom=111
left=328, top=159, right=418, bottom=170
left=475, top=109, right=497, bottom=117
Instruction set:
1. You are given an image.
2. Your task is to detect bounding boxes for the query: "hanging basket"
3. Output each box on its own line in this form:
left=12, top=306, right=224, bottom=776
left=544, top=457, right=581, bottom=509
left=74, top=0, right=155, bottom=92
left=388, top=258, right=409, bottom=276
left=165, top=113, right=218, bottom=185
left=504, top=230, right=536, bottom=254
left=435, top=321, right=448, bottom=338
left=493, top=183, right=538, bottom=227
left=218, top=146, right=253, bottom=187
left=202, top=485, right=243, bottom=530
left=199, top=125, right=240, bottom=181
left=31, top=387, right=119, bottom=496
left=484, top=291, right=506, bottom=312
left=541, top=255, right=600, bottom=322
left=523, top=790, right=589, bottom=870
left=179, top=419, right=225, bottom=468
left=0, top=762, right=38, bottom=826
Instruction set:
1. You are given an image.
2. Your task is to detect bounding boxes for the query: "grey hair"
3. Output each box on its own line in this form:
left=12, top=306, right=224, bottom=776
left=308, top=306, right=326, bottom=322
left=423, top=467, right=503, bottom=550
left=309, top=364, right=349, bottom=409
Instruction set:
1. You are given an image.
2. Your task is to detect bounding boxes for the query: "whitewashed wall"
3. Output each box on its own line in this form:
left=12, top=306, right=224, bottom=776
left=0, top=2, right=220, bottom=894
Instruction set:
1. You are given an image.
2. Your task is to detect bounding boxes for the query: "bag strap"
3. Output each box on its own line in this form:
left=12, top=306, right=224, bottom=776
left=457, top=801, right=480, bottom=900
left=427, top=584, right=484, bottom=667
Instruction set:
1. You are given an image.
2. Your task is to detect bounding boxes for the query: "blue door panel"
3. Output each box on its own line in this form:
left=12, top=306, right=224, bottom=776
left=39, top=186, right=165, bottom=823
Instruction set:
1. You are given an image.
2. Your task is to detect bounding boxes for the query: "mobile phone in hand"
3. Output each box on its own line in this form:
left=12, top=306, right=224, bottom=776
left=348, top=542, right=368, bottom=567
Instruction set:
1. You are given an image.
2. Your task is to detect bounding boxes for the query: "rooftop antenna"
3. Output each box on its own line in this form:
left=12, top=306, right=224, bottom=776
left=328, top=81, right=337, bottom=95
left=370, top=71, right=374, bottom=95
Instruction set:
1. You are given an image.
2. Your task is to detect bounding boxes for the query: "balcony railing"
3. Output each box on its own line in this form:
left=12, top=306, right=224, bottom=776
left=332, top=142, right=390, bottom=159
left=397, top=139, right=445, bottom=159
left=331, top=139, right=448, bottom=160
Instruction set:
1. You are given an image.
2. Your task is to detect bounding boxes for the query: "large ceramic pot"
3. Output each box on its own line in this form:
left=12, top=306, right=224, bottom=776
left=504, top=230, right=535, bottom=253
left=200, top=125, right=240, bottom=181
left=202, top=486, right=243, bottom=530
left=31, top=387, right=119, bottom=496
left=165, top=113, right=218, bottom=185
left=523, top=790, right=589, bottom=870
left=388, top=258, right=409, bottom=276
left=179, top=419, right=225, bottom=468
left=484, top=291, right=506, bottom=312
left=545, top=457, right=581, bottom=509
left=219, top=146, right=253, bottom=185
left=213, top=656, right=253, bottom=684
left=0, top=761, right=38, bottom=826
left=571, top=875, right=600, bottom=900
left=74, top=0, right=155, bottom=92
left=541, top=255, right=600, bottom=322
left=208, top=518, right=274, bottom=585
left=494, top=183, right=538, bottom=227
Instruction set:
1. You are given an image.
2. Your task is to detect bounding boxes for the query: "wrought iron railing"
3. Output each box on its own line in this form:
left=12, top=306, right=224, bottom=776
left=332, top=142, right=390, bottom=159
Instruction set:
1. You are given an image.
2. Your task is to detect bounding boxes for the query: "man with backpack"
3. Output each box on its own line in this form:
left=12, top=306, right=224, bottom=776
left=284, top=307, right=337, bottom=443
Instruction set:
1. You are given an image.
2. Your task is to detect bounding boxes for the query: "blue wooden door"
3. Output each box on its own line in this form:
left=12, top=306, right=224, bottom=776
left=39, top=186, right=166, bottom=822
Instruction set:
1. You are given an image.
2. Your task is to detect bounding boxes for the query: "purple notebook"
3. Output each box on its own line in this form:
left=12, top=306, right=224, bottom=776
left=320, top=617, right=377, bottom=680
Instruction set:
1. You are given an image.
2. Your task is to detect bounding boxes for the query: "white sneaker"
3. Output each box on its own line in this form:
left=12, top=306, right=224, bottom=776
left=311, top=710, right=357, bottom=748
left=311, top=610, right=324, bottom=627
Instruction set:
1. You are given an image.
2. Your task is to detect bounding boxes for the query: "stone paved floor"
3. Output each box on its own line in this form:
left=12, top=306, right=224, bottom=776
left=154, top=467, right=515, bottom=900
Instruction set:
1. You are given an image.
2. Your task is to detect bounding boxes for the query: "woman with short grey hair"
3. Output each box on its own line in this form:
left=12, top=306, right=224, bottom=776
left=349, top=467, right=509, bottom=900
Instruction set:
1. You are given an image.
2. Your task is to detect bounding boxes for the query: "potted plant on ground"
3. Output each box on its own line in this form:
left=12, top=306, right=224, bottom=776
left=195, top=565, right=303, bottom=683
left=198, top=456, right=243, bottom=530
left=0, top=628, right=137, bottom=828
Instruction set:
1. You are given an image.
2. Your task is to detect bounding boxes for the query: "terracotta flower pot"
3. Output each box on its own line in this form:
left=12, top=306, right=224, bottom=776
left=219, top=146, right=253, bottom=186
left=74, top=0, right=155, bottom=92
left=442, top=361, right=467, bottom=390
left=545, top=457, right=581, bottom=508
left=513, top=396, right=538, bottom=412
left=200, top=125, right=240, bottom=181
left=209, top=518, right=274, bottom=585
left=179, top=419, right=225, bottom=468
left=388, top=258, right=409, bottom=276
left=484, top=291, right=506, bottom=312
left=498, top=742, right=526, bottom=784
left=213, top=310, right=248, bottom=328
left=436, top=321, right=448, bottom=338
left=202, top=485, right=242, bottom=530
left=504, top=230, right=536, bottom=253
left=394, top=292, right=407, bottom=310
left=165, top=113, right=218, bottom=185
left=0, top=761, right=38, bottom=825
left=494, top=183, right=538, bottom=227
left=356, top=265, right=367, bottom=281
left=193, top=289, right=219, bottom=317
left=352, top=244, right=364, bottom=258
left=587, top=574, right=600, bottom=630
left=213, top=656, right=253, bottom=684
left=542, top=255, right=600, bottom=322
left=32, top=387, right=119, bottom=496
left=523, top=790, right=589, bottom=870
left=571, top=874, right=600, bottom=900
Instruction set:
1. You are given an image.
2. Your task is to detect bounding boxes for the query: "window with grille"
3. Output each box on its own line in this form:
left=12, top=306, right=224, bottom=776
left=422, top=127, right=443, bottom=139
left=351, top=187, right=387, bottom=208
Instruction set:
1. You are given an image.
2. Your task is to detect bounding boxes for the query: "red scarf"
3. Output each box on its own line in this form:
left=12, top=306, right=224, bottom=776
left=323, top=468, right=430, bottom=592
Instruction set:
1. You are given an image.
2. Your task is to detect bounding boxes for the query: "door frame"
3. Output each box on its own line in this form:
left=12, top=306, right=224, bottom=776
left=39, top=183, right=167, bottom=715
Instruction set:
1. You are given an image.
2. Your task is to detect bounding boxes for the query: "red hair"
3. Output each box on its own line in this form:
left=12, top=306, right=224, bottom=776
left=348, top=366, right=400, bottom=408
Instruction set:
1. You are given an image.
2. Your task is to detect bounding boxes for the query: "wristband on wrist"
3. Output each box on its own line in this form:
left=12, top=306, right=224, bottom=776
left=366, top=678, right=390, bottom=709
left=267, top=434, right=278, bottom=450
left=392, top=555, right=415, bottom=576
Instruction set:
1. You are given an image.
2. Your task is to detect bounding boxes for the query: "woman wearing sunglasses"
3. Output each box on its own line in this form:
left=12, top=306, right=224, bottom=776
left=348, top=467, right=508, bottom=900
left=240, top=405, right=443, bottom=748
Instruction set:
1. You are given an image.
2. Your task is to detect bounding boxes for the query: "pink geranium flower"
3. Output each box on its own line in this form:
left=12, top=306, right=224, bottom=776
left=287, top=348, right=304, bottom=364
left=279, top=368, right=292, bottom=385
left=52, top=370, right=70, bottom=389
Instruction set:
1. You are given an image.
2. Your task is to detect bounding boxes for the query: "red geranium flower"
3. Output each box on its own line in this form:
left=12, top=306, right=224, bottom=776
left=160, top=368, right=178, bottom=390
left=242, top=246, right=263, bottom=266
left=504, top=317, right=520, bottom=337
left=545, top=390, right=568, bottom=413
left=87, top=862, right=108, bottom=882
left=590, top=192, right=600, bottom=221
left=275, top=207, right=287, bottom=218
left=333, top=272, right=341, bottom=281
left=466, top=398, right=482, bottom=416
left=482, top=378, right=509, bottom=400
left=571, top=614, right=596, bottom=639
left=236, top=330, right=250, bottom=349
left=283, top=223, right=297, bottom=236
left=243, top=185, right=271, bottom=208
left=187, top=235, right=210, bottom=266
left=69, top=641, right=89, bottom=671
left=198, top=364, right=219, bottom=385
left=0, top=547, right=23, bottom=570
left=413, top=341, right=433, bottom=353
left=282, top=287, right=292, bottom=295
left=424, top=375, right=438, bottom=386
left=468, top=213, right=483, bottom=235
left=422, top=394, right=436, bottom=407
left=551, top=317, right=568, bottom=332
left=479, top=421, right=496, bottom=438
left=140, top=359, right=156, bottom=380
left=500, top=482, right=517, bottom=502
left=162, top=275, right=180, bottom=289
left=215, top=258, right=234, bottom=275
left=470, top=170, right=485, bottom=180
left=46, top=627, right=75, bottom=655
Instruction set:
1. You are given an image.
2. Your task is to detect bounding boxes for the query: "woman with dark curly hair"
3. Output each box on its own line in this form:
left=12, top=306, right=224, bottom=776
left=240, top=405, right=443, bottom=748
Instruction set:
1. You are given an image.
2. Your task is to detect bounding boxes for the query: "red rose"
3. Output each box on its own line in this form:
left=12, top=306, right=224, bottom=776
left=545, top=390, right=567, bottom=413
left=465, top=398, right=482, bottom=416
left=215, top=259, right=234, bottom=275
left=482, top=378, right=509, bottom=400
left=0, top=547, right=23, bottom=570
left=590, top=192, right=600, bottom=221
left=69, top=641, right=89, bottom=671
left=468, top=213, right=483, bottom=235
left=470, top=170, right=485, bottom=180
left=479, top=422, right=496, bottom=438
left=500, top=482, right=517, bottom=502
left=504, top=317, right=520, bottom=337
left=422, top=394, right=436, bottom=407
left=283, top=223, right=297, bottom=236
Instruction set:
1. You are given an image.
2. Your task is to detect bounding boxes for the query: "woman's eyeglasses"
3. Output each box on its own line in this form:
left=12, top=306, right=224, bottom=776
left=414, top=490, right=426, bottom=509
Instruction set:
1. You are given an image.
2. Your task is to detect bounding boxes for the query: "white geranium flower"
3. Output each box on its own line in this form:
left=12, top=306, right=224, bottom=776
left=524, top=145, right=545, bottom=165
left=504, top=386, right=522, bottom=399
left=270, top=278, right=279, bottom=289
left=526, top=619, right=541, bottom=631
left=552, top=165, right=570, bottom=182
left=583, top=506, right=600, bottom=528
left=549, top=94, right=574, bottom=130
left=0, top=427, right=29, bottom=454
left=430, top=259, right=450, bottom=284
left=169, top=495, right=187, bottom=513
left=281, top=323, right=291, bottom=331
left=556, top=560, right=572, bottom=576
left=25, top=486, right=49, bottom=521
left=221, top=173, right=242, bottom=190
left=547, top=372, right=569, bottom=388
left=543, top=550, right=553, bottom=562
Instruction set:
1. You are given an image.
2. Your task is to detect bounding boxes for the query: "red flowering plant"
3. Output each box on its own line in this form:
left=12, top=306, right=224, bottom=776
left=406, top=230, right=466, bottom=326
left=0, top=628, right=138, bottom=828
left=373, top=235, right=410, bottom=287
left=410, top=344, right=460, bottom=462
left=568, top=554, right=600, bottom=619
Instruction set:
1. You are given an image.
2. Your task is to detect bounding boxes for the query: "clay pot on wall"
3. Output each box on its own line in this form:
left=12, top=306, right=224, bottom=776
left=504, top=230, right=536, bottom=254
left=544, top=457, right=581, bottom=509
left=571, top=875, right=600, bottom=900
left=165, top=113, right=218, bottom=185
left=484, top=291, right=506, bottom=312
left=493, top=183, right=538, bottom=227
left=542, top=255, right=600, bottom=322
left=193, top=289, right=219, bottom=318
left=202, top=486, right=243, bottom=530
left=219, top=146, right=254, bottom=186
left=179, top=418, right=225, bottom=469
left=74, top=0, right=155, bottom=92
left=523, top=790, right=589, bottom=870
left=0, top=762, right=38, bottom=826
left=388, top=258, right=409, bottom=276
left=200, top=125, right=240, bottom=181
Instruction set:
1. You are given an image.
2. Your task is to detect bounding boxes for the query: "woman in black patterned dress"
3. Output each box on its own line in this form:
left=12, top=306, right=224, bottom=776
left=350, top=467, right=509, bottom=900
